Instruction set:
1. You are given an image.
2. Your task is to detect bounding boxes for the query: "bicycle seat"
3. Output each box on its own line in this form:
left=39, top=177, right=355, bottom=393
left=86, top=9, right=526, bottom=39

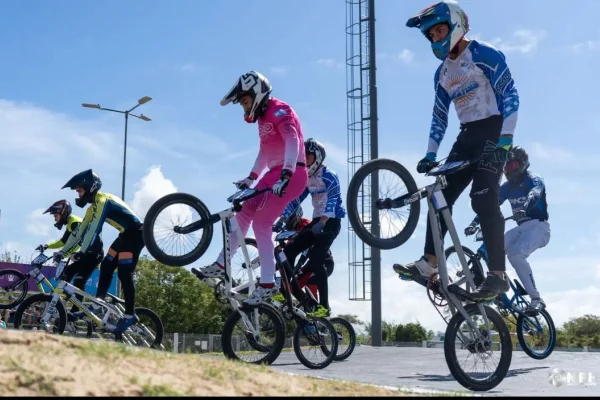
left=426, top=160, right=473, bottom=177
left=275, top=230, right=297, bottom=241
left=106, top=293, right=126, bottom=304
left=513, top=279, right=528, bottom=296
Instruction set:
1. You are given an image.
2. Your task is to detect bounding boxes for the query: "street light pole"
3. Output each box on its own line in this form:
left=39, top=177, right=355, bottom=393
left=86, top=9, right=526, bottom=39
left=81, top=96, right=152, bottom=298
left=81, top=96, right=152, bottom=201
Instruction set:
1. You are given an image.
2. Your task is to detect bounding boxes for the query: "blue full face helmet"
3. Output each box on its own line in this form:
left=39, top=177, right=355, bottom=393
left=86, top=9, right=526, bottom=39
left=406, top=1, right=470, bottom=61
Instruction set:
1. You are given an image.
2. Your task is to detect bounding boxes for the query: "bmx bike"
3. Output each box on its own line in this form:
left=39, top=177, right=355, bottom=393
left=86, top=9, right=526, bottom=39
left=142, top=187, right=338, bottom=369
left=448, top=215, right=556, bottom=360
left=346, top=156, right=512, bottom=392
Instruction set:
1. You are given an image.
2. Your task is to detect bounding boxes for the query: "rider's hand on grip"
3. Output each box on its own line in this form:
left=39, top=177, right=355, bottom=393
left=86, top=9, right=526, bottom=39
left=464, top=224, right=477, bottom=236
left=272, top=219, right=284, bottom=232
left=52, top=251, right=64, bottom=264
left=514, top=209, right=527, bottom=221
left=416, top=152, right=436, bottom=174
left=234, top=176, right=254, bottom=190
left=272, top=169, right=291, bottom=197
left=36, top=244, right=47, bottom=252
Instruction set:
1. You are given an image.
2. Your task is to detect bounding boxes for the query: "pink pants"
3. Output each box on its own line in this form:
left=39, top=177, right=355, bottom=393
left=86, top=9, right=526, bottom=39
left=216, top=165, right=308, bottom=284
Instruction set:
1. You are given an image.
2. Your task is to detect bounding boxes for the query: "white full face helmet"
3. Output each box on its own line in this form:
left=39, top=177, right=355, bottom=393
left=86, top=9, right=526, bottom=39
left=305, top=138, right=326, bottom=177
left=220, top=71, right=273, bottom=123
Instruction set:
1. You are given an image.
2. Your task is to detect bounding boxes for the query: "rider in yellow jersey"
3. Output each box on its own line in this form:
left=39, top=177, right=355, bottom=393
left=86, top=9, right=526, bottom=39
left=53, top=169, right=145, bottom=333
left=38, top=200, right=104, bottom=320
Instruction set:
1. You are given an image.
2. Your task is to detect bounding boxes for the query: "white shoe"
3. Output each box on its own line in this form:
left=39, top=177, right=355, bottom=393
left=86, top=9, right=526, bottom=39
left=243, top=285, right=279, bottom=306
left=198, top=262, right=225, bottom=279
left=393, top=256, right=438, bottom=279
left=526, top=297, right=545, bottom=314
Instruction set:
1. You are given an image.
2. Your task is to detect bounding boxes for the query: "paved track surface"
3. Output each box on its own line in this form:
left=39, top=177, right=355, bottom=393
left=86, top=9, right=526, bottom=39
left=270, top=346, right=600, bottom=396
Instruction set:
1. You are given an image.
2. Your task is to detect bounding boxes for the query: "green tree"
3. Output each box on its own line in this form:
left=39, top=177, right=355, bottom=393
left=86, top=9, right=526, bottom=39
left=132, top=257, right=230, bottom=334
left=394, top=321, right=430, bottom=342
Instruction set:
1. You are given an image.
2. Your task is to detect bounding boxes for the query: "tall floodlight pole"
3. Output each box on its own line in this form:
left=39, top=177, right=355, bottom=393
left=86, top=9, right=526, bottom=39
left=81, top=96, right=153, bottom=201
left=81, top=96, right=152, bottom=296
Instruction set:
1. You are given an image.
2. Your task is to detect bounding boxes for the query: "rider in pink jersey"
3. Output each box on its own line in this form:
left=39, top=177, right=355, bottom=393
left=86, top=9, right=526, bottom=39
left=196, top=71, right=309, bottom=306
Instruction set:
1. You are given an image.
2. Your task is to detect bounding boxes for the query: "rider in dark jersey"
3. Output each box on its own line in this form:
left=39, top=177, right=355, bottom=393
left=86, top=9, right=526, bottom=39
left=53, top=169, right=145, bottom=333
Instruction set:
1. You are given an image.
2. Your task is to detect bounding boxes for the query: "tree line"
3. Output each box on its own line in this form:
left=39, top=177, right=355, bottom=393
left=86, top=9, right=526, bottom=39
left=1, top=252, right=598, bottom=348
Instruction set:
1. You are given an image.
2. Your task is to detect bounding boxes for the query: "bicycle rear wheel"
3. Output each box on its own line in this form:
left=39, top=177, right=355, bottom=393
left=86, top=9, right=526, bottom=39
left=346, top=158, right=420, bottom=250
left=516, top=308, right=556, bottom=360
left=143, top=192, right=214, bottom=267
left=13, top=293, right=67, bottom=334
left=329, top=317, right=356, bottom=361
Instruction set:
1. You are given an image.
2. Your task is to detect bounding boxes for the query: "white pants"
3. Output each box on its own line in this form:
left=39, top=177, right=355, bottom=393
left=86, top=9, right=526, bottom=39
left=504, top=219, right=550, bottom=299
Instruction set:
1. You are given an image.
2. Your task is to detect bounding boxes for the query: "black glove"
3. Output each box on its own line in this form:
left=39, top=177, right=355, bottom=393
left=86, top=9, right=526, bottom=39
left=514, top=209, right=527, bottom=221
left=416, top=152, right=436, bottom=174
left=482, top=136, right=512, bottom=163
left=464, top=223, right=478, bottom=236
left=272, top=219, right=285, bottom=232
left=36, top=244, right=48, bottom=252
left=52, top=251, right=64, bottom=264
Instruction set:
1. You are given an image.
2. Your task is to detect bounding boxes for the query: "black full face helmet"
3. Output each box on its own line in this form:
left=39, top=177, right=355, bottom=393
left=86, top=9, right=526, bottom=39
left=62, top=169, right=102, bottom=208
left=43, top=199, right=72, bottom=230
left=503, top=146, right=530, bottom=184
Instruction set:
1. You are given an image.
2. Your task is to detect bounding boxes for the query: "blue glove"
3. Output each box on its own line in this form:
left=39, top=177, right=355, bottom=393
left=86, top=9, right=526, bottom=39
left=416, top=152, right=436, bottom=174
left=484, top=136, right=512, bottom=163
left=272, top=218, right=285, bottom=232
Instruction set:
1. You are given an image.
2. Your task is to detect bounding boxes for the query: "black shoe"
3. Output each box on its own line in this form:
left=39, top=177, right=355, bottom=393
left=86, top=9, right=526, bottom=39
left=470, top=273, right=509, bottom=302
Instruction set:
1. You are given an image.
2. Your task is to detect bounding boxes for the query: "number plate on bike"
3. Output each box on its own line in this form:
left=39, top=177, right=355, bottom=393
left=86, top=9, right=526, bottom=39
left=32, top=254, right=49, bottom=265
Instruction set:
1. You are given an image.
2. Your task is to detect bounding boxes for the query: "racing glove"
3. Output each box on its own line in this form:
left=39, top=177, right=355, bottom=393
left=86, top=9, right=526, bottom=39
left=272, top=169, right=291, bottom=197
left=417, top=152, right=437, bottom=174
left=234, top=176, right=254, bottom=190
left=484, top=135, right=512, bottom=163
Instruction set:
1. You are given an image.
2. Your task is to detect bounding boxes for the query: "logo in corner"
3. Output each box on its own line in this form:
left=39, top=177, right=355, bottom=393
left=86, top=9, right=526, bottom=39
left=548, top=368, right=566, bottom=387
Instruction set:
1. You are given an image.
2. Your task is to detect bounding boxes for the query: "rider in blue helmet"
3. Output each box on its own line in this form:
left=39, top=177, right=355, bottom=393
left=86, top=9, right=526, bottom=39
left=396, top=1, right=521, bottom=301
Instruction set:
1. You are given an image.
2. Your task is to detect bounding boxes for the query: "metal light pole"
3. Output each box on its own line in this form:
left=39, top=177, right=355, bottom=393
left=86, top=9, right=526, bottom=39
left=81, top=96, right=152, bottom=297
left=81, top=96, right=153, bottom=201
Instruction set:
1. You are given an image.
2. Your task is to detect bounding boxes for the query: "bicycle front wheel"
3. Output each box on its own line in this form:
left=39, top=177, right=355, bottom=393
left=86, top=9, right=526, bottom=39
left=142, top=192, right=214, bottom=267
left=0, top=269, right=29, bottom=309
left=329, top=317, right=356, bottom=362
left=346, top=158, right=420, bottom=250
left=444, top=303, right=512, bottom=392
left=293, top=317, right=338, bottom=369
left=13, top=293, right=67, bottom=334
left=516, top=308, right=556, bottom=360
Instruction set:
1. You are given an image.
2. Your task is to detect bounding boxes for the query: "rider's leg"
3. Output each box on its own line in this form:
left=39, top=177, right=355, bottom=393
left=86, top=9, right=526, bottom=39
left=468, top=117, right=510, bottom=300
left=243, top=166, right=309, bottom=306
left=301, top=218, right=341, bottom=317
left=394, top=135, right=474, bottom=279
left=68, top=252, right=104, bottom=314
left=506, top=220, right=550, bottom=311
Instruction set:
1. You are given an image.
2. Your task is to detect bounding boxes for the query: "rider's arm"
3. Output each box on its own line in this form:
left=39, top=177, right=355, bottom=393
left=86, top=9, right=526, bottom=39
left=249, top=146, right=268, bottom=180
left=61, top=213, right=89, bottom=255
left=280, top=188, right=310, bottom=220
left=277, top=113, right=300, bottom=174
left=522, top=175, right=544, bottom=212
left=427, top=64, right=452, bottom=156
left=46, top=229, right=72, bottom=250
left=472, top=42, right=520, bottom=138
left=321, top=169, right=342, bottom=220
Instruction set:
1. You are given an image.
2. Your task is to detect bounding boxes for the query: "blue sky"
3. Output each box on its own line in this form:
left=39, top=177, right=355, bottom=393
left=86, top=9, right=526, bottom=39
left=0, top=0, right=599, bottom=332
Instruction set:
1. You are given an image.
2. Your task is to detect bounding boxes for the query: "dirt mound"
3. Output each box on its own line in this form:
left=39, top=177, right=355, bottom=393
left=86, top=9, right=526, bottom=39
left=0, top=329, right=412, bottom=396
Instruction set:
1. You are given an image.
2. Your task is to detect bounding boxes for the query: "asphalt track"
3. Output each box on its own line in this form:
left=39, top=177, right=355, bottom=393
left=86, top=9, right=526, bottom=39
left=269, top=345, right=600, bottom=396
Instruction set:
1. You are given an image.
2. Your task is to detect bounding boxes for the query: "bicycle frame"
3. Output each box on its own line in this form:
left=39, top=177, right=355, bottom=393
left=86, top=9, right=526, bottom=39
left=389, top=159, right=494, bottom=343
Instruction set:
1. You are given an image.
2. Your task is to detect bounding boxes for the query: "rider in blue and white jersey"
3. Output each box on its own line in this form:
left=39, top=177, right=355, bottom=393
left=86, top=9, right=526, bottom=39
left=272, top=138, right=346, bottom=317
left=395, top=0, right=520, bottom=301
left=466, top=146, right=550, bottom=314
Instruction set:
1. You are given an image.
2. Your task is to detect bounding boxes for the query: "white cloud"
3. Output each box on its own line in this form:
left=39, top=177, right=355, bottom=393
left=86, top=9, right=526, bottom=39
left=485, top=30, right=546, bottom=54
left=529, top=142, right=574, bottom=164
left=398, top=49, right=415, bottom=64
left=131, top=166, right=179, bottom=219
left=571, top=40, right=600, bottom=54
left=314, top=58, right=344, bottom=69
left=269, top=66, right=288, bottom=75
left=25, top=208, right=51, bottom=237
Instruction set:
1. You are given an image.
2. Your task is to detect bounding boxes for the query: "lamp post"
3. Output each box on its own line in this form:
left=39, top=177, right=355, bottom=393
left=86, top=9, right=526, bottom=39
left=81, top=96, right=152, bottom=298
left=81, top=96, right=152, bottom=201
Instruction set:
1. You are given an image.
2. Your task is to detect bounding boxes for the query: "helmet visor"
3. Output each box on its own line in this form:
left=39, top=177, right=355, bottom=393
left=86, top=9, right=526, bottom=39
left=504, top=160, right=520, bottom=175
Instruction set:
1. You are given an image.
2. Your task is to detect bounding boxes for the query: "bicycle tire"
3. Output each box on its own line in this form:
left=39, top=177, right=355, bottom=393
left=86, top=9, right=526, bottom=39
left=129, top=307, right=165, bottom=348
left=444, top=303, right=512, bottom=392
left=221, top=303, right=286, bottom=365
left=516, top=308, right=556, bottom=360
left=329, top=317, right=356, bottom=362
left=142, top=192, right=214, bottom=267
left=293, top=317, right=338, bottom=370
left=0, top=269, right=29, bottom=310
left=444, top=245, right=485, bottom=289
left=346, top=158, right=420, bottom=250
left=13, top=293, right=67, bottom=334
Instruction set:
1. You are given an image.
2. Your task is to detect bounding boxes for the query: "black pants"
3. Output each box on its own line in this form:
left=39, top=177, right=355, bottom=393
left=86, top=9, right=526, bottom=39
left=283, top=217, right=341, bottom=309
left=62, top=251, right=103, bottom=313
left=96, top=228, right=145, bottom=315
left=424, top=115, right=506, bottom=272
